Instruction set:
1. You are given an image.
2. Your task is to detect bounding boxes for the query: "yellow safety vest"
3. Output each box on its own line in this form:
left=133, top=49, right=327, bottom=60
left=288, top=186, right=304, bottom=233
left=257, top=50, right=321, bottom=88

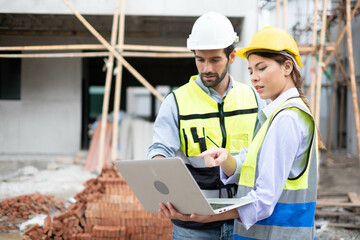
left=235, top=97, right=318, bottom=240
left=173, top=75, right=258, bottom=157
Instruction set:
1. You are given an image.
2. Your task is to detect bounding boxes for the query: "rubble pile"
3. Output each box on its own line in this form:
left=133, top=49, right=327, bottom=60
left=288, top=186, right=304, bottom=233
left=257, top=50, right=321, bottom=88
left=0, top=193, right=65, bottom=233
left=21, top=165, right=172, bottom=240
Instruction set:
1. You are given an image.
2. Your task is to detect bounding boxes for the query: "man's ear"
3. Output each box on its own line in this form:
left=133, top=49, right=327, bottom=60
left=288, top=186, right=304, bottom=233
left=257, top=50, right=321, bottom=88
left=283, top=60, right=293, bottom=76
left=229, top=49, right=236, bottom=64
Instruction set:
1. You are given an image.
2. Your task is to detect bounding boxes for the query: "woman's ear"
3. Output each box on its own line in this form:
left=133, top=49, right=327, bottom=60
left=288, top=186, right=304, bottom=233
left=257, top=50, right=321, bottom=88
left=283, top=60, right=293, bottom=76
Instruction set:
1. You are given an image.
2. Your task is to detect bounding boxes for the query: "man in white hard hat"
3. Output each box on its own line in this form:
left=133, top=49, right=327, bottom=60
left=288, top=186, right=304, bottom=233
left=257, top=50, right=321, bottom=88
left=148, top=12, right=264, bottom=239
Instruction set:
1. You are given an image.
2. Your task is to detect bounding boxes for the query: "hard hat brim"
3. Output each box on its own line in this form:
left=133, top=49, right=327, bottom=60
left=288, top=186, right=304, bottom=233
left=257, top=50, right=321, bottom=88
left=236, top=47, right=303, bottom=69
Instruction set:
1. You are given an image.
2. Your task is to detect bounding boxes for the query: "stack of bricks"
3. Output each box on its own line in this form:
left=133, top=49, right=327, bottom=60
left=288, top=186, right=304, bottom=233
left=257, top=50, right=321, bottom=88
left=0, top=193, right=65, bottom=233
left=22, top=165, right=173, bottom=240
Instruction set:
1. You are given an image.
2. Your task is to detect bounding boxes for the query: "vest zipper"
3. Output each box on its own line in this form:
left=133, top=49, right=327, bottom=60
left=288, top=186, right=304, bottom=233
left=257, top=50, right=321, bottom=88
left=218, top=102, right=227, bottom=148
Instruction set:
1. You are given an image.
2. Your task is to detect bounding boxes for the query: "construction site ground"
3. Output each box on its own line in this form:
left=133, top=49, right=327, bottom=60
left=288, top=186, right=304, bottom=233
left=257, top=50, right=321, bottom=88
left=0, top=150, right=360, bottom=240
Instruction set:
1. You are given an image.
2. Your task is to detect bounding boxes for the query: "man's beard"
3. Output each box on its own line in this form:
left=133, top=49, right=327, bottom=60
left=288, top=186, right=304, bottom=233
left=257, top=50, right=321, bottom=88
left=200, top=62, right=229, bottom=88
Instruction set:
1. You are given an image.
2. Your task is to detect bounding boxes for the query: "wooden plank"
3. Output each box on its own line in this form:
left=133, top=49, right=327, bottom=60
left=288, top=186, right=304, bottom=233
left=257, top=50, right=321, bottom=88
left=323, top=0, right=360, bottom=68
left=85, top=121, right=101, bottom=172
left=345, top=0, right=360, bottom=164
left=0, top=44, right=191, bottom=53
left=111, top=0, right=126, bottom=162
left=283, top=0, right=288, bottom=30
left=315, top=210, right=355, bottom=217
left=62, top=0, right=164, bottom=102
left=348, top=192, right=360, bottom=203
left=97, top=0, right=120, bottom=173
left=0, top=51, right=193, bottom=59
left=328, top=223, right=360, bottom=229
left=314, top=0, right=328, bottom=127
left=276, top=0, right=280, bottom=27
left=348, top=192, right=360, bottom=214
left=309, top=0, right=318, bottom=112
left=316, top=200, right=360, bottom=208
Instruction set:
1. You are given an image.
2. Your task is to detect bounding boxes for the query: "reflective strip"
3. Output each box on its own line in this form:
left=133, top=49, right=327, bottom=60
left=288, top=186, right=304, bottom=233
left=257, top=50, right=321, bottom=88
left=257, top=202, right=316, bottom=227
left=234, top=222, right=316, bottom=240
left=187, top=156, right=207, bottom=168
left=237, top=186, right=317, bottom=203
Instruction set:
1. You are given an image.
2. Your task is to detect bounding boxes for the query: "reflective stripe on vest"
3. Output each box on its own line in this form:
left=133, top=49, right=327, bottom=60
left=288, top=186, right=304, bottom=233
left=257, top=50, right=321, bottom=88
left=235, top=97, right=319, bottom=240
left=173, top=75, right=258, bottom=160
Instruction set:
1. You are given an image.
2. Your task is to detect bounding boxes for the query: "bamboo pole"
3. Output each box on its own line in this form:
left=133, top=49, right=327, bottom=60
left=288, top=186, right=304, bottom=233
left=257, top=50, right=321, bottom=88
left=0, top=44, right=191, bottom=53
left=314, top=0, right=327, bottom=127
left=345, top=0, right=360, bottom=163
left=276, top=0, right=281, bottom=27
left=283, top=0, right=288, bottom=30
left=97, top=0, right=120, bottom=173
left=62, top=0, right=164, bottom=102
left=309, top=0, right=318, bottom=112
left=111, top=0, right=126, bottom=162
left=0, top=52, right=109, bottom=58
left=323, top=0, right=360, bottom=68
left=0, top=51, right=193, bottom=59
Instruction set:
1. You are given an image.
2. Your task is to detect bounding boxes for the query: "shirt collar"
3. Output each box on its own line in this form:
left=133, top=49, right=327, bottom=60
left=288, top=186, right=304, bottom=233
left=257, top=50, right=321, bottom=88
left=258, top=87, right=300, bottom=125
left=194, top=74, right=233, bottom=100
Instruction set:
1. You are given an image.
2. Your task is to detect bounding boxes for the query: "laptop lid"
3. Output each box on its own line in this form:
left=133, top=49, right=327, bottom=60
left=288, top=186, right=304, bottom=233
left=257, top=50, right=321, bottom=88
left=114, top=157, right=254, bottom=215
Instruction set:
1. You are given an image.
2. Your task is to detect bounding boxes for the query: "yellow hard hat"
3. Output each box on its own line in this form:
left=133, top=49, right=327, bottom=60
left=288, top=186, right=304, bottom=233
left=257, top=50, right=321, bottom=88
left=236, top=26, right=302, bottom=69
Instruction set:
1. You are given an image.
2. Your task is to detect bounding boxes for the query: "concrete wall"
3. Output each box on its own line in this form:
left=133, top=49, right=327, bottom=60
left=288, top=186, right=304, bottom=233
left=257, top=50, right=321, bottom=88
left=0, top=57, right=81, bottom=155
left=0, top=0, right=256, bottom=17
left=0, top=0, right=258, bottom=156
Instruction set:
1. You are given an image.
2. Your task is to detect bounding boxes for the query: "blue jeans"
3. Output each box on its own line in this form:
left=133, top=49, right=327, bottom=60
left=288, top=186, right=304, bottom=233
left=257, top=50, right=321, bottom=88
left=172, top=221, right=234, bottom=240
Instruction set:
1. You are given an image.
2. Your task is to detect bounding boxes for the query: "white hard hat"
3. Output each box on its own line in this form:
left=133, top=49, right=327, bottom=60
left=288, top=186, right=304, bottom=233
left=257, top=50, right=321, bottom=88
left=187, top=11, right=239, bottom=50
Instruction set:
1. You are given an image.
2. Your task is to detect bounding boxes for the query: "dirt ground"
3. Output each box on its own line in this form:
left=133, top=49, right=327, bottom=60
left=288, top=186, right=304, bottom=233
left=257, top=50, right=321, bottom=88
left=0, top=150, right=360, bottom=240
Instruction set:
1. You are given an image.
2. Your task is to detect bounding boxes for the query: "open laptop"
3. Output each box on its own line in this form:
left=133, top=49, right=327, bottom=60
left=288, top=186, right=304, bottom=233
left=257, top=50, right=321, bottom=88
left=114, top=157, right=254, bottom=215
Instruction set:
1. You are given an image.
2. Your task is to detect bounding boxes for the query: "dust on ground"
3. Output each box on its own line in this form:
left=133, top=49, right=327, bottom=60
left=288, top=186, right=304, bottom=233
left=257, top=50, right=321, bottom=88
left=0, top=150, right=359, bottom=240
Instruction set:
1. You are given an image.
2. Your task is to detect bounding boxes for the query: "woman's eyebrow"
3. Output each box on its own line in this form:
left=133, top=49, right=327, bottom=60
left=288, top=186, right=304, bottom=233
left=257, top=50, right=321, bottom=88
left=248, top=61, right=264, bottom=70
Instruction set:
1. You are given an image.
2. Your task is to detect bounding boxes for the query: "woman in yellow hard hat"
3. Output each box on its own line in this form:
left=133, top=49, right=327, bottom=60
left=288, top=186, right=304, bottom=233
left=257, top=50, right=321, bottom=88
left=159, top=26, right=323, bottom=240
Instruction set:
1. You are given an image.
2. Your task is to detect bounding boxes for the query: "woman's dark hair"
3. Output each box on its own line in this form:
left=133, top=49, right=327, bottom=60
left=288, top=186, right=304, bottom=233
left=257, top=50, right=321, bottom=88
left=252, top=52, right=325, bottom=149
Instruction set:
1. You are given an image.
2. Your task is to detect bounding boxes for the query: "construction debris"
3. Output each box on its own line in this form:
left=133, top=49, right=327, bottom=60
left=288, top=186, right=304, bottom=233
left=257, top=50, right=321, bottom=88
left=20, top=165, right=172, bottom=240
left=0, top=194, right=65, bottom=233
left=316, top=192, right=360, bottom=230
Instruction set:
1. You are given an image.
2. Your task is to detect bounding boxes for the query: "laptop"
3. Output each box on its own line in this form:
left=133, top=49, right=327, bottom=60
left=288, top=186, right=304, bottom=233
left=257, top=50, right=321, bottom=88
left=114, top=157, right=254, bottom=215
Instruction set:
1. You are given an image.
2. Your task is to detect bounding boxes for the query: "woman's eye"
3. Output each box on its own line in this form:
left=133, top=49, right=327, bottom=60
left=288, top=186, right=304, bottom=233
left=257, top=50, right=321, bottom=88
left=259, top=67, right=266, bottom=71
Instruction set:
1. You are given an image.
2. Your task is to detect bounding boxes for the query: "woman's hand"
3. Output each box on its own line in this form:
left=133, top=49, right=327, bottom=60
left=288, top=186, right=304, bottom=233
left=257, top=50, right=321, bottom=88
left=198, top=148, right=236, bottom=177
left=197, top=148, right=230, bottom=167
left=159, top=202, right=212, bottom=223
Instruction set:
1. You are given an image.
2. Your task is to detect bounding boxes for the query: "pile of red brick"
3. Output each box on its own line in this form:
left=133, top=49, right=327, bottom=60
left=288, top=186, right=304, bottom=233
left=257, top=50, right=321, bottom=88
left=21, top=165, right=173, bottom=240
left=0, top=193, right=65, bottom=232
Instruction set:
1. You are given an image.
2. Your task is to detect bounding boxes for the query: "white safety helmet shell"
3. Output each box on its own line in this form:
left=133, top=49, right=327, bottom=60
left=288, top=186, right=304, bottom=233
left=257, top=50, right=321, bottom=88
left=187, top=11, right=239, bottom=50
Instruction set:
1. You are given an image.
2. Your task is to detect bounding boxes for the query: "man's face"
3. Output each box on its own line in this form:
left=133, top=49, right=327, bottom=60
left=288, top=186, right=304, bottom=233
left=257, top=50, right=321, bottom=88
left=195, top=49, right=232, bottom=89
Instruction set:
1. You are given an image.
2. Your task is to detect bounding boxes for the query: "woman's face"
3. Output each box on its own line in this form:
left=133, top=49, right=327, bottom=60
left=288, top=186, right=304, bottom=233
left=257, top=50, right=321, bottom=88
left=247, top=54, right=295, bottom=101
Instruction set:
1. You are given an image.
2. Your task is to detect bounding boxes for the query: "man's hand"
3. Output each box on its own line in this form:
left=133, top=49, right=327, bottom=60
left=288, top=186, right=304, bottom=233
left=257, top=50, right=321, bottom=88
left=158, top=202, right=212, bottom=223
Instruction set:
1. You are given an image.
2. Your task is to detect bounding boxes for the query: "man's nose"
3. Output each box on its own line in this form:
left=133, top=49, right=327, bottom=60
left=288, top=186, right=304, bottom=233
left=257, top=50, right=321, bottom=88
left=203, top=61, right=213, bottom=73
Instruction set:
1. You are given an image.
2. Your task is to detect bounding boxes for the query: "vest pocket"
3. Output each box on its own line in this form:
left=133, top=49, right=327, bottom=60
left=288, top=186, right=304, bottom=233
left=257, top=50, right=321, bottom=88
left=228, top=132, right=250, bottom=153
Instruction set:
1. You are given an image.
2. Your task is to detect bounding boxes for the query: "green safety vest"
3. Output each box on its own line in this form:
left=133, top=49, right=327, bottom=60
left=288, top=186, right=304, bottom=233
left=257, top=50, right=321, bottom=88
left=235, top=97, right=318, bottom=240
